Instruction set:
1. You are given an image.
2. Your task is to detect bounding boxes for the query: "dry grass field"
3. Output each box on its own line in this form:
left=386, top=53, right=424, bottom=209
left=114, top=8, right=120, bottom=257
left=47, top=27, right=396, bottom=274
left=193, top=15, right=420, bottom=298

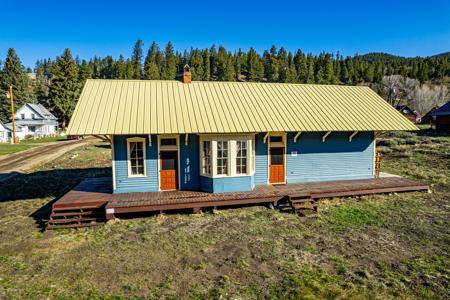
left=0, top=130, right=448, bottom=299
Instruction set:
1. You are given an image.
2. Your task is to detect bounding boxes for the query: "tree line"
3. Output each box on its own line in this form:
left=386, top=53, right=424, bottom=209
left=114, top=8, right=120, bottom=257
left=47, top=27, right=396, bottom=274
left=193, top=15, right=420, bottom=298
left=0, top=40, right=449, bottom=126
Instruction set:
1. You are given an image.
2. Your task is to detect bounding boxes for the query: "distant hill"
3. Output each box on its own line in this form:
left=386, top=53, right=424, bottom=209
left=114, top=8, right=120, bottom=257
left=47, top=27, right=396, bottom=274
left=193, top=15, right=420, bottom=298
left=357, top=52, right=450, bottom=61
left=431, top=52, right=450, bottom=58
left=357, top=53, right=404, bottom=63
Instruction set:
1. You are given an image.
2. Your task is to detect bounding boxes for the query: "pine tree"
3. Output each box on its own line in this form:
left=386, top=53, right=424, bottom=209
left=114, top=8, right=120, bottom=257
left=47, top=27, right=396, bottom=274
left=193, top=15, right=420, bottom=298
left=306, top=55, right=315, bottom=84
left=161, top=42, right=177, bottom=80
left=125, top=59, right=135, bottom=79
left=48, top=49, right=81, bottom=129
left=373, top=63, right=383, bottom=83
left=294, top=50, right=308, bottom=83
left=143, top=42, right=162, bottom=79
left=285, top=53, right=298, bottom=83
left=264, top=45, right=279, bottom=82
left=234, top=49, right=247, bottom=81
left=277, top=47, right=288, bottom=82
left=34, top=61, right=50, bottom=107
left=217, top=46, right=234, bottom=81
left=0, top=48, right=31, bottom=122
left=323, top=54, right=335, bottom=84
left=112, top=55, right=127, bottom=79
left=246, top=48, right=264, bottom=81
left=202, top=49, right=211, bottom=81
left=209, top=45, right=218, bottom=80
left=131, top=39, right=143, bottom=79
left=79, top=59, right=93, bottom=83
left=364, top=64, right=375, bottom=82
left=188, top=49, right=204, bottom=81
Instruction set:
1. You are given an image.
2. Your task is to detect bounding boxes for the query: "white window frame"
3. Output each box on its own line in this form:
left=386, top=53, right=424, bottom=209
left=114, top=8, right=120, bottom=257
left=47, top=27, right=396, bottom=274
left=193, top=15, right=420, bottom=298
left=201, top=140, right=212, bottom=176
left=127, top=137, right=146, bottom=178
left=216, top=139, right=229, bottom=176
left=236, top=140, right=248, bottom=175
left=200, top=134, right=255, bottom=178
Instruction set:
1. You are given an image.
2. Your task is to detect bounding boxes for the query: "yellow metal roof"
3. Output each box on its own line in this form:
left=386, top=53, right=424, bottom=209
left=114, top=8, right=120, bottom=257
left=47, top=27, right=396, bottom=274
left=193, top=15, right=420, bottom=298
left=67, top=79, right=418, bottom=135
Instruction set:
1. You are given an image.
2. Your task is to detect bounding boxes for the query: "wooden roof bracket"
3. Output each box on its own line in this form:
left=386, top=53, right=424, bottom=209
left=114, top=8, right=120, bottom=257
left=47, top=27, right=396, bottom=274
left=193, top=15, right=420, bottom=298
left=349, top=131, right=358, bottom=142
left=185, top=133, right=189, bottom=146
left=322, top=131, right=331, bottom=142
left=294, top=131, right=302, bottom=143
left=148, top=134, right=152, bottom=146
left=263, top=132, right=270, bottom=143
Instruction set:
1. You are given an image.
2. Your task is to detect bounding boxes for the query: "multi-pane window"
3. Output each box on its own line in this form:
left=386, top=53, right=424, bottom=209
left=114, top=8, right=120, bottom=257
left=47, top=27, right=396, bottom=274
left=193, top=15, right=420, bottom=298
left=129, top=141, right=145, bottom=176
left=236, top=140, right=247, bottom=174
left=216, top=140, right=228, bottom=175
left=202, top=140, right=211, bottom=175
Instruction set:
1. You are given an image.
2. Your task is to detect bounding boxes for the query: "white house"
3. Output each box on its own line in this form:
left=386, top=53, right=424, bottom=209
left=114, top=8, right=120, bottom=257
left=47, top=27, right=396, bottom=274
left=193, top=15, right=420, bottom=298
left=0, top=121, right=26, bottom=143
left=5, top=103, right=58, bottom=138
left=0, top=121, right=9, bottom=143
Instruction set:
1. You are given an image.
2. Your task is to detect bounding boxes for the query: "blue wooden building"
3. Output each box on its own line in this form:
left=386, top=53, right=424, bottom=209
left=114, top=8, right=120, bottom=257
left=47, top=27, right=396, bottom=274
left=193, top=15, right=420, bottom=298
left=67, top=69, right=417, bottom=195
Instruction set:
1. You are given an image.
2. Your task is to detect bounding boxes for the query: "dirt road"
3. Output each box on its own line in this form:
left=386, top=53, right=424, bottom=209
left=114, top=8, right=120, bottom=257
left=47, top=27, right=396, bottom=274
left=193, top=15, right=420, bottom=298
left=0, top=137, right=96, bottom=181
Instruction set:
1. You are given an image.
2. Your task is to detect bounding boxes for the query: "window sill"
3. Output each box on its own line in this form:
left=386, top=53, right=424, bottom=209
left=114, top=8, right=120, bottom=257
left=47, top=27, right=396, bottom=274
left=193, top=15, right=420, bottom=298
left=128, top=174, right=147, bottom=178
left=200, top=173, right=254, bottom=179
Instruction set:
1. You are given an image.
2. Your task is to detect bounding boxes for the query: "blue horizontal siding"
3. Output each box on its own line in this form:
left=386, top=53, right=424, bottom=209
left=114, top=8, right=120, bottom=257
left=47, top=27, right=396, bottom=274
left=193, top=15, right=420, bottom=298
left=112, top=131, right=374, bottom=194
left=201, top=175, right=254, bottom=193
left=200, top=176, right=213, bottom=193
left=285, top=132, right=375, bottom=183
left=113, top=135, right=158, bottom=194
left=254, top=133, right=268, bottom=185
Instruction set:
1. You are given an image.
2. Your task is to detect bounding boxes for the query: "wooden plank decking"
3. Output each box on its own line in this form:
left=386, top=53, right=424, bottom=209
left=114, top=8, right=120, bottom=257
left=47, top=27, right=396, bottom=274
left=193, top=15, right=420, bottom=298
left=53, top=177, right=112, bottom=209
left=106, top=177, right=429, bottom=217
left=48, top=176, right=429, bottom=228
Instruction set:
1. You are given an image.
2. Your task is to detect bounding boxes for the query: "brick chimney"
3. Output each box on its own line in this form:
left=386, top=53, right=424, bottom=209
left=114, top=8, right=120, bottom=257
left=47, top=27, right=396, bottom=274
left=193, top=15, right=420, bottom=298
left=183, top=64, right=192, bottom=84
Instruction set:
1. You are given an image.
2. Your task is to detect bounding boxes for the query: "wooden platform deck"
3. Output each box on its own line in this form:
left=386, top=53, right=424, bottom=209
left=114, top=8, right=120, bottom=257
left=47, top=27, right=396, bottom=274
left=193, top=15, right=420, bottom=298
left=106, top=177, right=429, bottom=217
left=48, top=176, right=429, bottom=229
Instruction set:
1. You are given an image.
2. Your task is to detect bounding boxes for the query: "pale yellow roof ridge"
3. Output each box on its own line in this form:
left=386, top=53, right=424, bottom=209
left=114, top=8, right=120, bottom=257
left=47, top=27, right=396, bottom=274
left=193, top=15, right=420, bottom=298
left=84, top=78, right=374, bottom=89
left=68, top=80, right=418, bottom=135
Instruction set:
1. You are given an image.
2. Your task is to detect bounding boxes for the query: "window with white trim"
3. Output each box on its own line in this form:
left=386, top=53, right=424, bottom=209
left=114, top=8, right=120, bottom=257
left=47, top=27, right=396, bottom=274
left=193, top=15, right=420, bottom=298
left=236, top=140, right=247, bottom=174
left=200, top=135, right=254, bottom=178
left=202, top=140, right=211, bottom=175
left=217, top=140, right=228, bottom=175
left=127, top=138, right=145, bottom=176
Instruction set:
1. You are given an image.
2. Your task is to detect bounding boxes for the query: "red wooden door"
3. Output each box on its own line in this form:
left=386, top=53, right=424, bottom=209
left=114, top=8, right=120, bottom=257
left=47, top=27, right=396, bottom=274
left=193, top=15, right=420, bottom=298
left=269, top=147, right=285, bottom=184
left=160, top=151, right=178, bottom=190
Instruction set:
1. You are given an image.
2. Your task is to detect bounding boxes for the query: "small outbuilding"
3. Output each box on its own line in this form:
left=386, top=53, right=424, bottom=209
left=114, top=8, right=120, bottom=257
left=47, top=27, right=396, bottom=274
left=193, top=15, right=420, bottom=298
left=0, top=121, right=9, bottom=143
left=431, top=100, right=450, bottom=132
left=395, top=105, right=421, bottom=123
left=67, top=72, right=417, bottom=195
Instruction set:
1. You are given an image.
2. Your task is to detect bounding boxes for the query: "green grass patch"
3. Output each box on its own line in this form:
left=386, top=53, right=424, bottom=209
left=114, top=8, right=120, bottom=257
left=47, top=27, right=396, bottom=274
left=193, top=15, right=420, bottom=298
left=326, top=205, right=385, bottom=232
left=20, top=137, right=66, bottom=144
left=0, top=130, right=448, bottom=299
left=0, top=143, right=35, bottom=156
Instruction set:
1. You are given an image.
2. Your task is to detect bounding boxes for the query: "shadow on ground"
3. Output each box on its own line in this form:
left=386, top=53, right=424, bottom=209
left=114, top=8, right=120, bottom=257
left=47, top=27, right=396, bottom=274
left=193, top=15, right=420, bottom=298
left=0, top=167, right=111, bottom=229
left=0, top=167, right=111, bottom=202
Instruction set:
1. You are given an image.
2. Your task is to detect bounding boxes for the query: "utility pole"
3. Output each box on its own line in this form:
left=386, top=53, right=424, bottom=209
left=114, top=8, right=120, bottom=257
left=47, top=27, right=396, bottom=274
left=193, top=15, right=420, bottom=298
left=8, top=86, right=18, bottom=144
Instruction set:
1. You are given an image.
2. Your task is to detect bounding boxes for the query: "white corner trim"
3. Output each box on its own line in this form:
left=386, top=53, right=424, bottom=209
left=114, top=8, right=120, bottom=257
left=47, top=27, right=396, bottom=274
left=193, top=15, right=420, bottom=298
left=111, top=135, right=116, bottom=190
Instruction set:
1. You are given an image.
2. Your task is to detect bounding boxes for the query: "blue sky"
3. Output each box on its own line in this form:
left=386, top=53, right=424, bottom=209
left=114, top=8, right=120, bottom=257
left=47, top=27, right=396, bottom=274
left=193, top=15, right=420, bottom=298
left=1, top=0, right=449, bottom=68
